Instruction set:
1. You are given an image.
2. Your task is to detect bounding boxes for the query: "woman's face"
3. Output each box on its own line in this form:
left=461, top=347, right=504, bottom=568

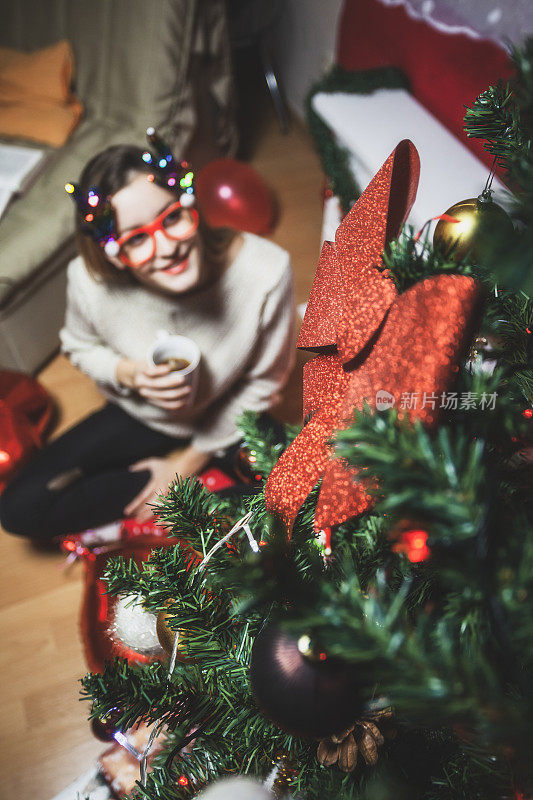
left=109, top=172, right=203, bottom=295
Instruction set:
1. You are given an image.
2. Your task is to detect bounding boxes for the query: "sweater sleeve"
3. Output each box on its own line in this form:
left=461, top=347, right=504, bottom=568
left=192, top=262, right=296, bottom=453
left=59, top=260, right=125, bottom=392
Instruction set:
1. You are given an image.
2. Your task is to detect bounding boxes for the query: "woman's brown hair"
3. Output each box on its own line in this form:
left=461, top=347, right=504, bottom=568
left=75, top=144, right=237, bottom=283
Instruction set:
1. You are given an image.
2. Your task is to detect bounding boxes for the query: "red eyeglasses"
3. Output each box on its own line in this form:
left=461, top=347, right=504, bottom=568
left=115, top=200, right=199, bottom=268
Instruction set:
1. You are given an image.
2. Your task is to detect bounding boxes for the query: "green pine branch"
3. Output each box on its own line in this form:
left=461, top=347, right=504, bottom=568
left=464, top=82, right=522, bottom=167
left=237, top=410, right=299, bottom=480
left=381, top=226, right=475, bottom=293
left=463, top=38, right=533, bottom=297
left=335, top=406, right=487, bottom=545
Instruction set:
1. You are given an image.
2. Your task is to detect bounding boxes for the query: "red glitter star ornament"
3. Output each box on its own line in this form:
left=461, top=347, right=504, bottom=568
left=265, top=140, right=482, bottom=536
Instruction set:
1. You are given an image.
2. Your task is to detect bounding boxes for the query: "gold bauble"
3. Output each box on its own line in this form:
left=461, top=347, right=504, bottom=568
left=156, top=604, right=189, bottom=661
left=433, top=194, right=513, bottom=263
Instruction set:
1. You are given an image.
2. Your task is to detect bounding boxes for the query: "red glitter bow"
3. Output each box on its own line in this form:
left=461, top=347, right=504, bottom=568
left=265, top=140, right=481, bottom=536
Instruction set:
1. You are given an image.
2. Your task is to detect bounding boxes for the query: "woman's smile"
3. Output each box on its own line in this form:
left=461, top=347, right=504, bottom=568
left=156, top=242, right=195, bottom=274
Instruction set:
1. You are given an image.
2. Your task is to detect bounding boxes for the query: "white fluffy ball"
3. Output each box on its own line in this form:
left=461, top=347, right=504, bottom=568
left=109, top=593, right=162, bottom=655
left=196, top=777, right=271, bottom=800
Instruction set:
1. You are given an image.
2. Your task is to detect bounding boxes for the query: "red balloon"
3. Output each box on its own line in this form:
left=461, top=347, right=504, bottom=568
left=196, top=158, right=276, bottom=235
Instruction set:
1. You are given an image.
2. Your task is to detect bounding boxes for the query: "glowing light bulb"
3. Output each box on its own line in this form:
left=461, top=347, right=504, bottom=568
left=395, top=529, right=430, bottom=563
left=180, top=171, right=194, bottom=188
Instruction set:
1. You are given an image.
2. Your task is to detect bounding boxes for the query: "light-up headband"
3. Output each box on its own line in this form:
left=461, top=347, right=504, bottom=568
left=65, top=127, right=196, bottom=258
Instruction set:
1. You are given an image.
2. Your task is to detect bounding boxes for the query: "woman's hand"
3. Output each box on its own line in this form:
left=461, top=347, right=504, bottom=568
left=124, top=446, right=211, bottom=521
left=116, top=358, right=191, bottom=410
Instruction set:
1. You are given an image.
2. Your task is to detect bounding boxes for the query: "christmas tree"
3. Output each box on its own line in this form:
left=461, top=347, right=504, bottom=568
left=81, top=40, right=533, bottom=800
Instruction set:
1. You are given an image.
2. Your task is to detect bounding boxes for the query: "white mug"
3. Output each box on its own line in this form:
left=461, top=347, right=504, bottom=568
left=148, top=330, right=201, bottom=407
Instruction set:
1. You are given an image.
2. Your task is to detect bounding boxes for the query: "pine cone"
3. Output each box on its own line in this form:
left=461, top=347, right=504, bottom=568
left=330, top=725, right=354, bottom=744
left=359, top=720, right=384, bottom=746
left=317, top=738, right=339, bottom=767
left=316, top=709, right=394, bottom=773
left=359, top=729, right=378, bottom=766
left=338, top=733, right=358, bottom=773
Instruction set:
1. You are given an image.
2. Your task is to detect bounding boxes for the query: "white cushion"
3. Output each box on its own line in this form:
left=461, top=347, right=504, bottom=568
left=312, top=88, right=507, bottom=238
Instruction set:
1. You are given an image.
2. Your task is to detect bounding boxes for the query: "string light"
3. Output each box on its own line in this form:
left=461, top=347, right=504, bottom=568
left=180, top=171, right=194, bottom=188
left=197, top=511, right=258, bottom=570
left=393, top=529, right=430, bottom=563
left=0, top=450, right=11, bottom=465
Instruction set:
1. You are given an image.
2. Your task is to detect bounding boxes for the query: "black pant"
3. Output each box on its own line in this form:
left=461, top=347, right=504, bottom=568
left=0, top=403, right=236, bottom=540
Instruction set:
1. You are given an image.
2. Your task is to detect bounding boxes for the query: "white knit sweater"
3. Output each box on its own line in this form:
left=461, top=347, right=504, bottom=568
left=60, top=233, right=295, bottom=452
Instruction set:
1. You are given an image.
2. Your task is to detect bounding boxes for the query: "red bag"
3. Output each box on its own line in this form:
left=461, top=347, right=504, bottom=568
left=0, top=371, right=53, bottom=492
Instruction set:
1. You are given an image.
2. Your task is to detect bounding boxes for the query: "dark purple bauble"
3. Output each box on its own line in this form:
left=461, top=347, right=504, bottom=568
left=250, top=623, right=363, bottom=739
left=90, top=710, right=121, bottom=742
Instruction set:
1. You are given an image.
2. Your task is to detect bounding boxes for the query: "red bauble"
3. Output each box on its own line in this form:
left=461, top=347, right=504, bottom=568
left=196, top=159, right=276, bottom=234
left=250, top=623, right=364, bottom=739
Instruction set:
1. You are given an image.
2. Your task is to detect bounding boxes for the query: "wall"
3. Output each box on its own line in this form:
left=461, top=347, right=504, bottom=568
left=272, top=0, right=344, bottom=118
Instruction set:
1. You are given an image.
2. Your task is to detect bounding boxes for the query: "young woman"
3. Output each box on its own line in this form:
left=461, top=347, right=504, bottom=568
left=0, top=130, right=294, bottom=540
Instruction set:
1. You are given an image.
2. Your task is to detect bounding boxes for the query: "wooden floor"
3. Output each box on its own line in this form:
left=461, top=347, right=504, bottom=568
left=0, top=108, right=325, bottom=800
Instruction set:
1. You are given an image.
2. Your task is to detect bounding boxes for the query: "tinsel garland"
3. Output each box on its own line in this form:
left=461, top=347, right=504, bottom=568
left=305, top=65, right=410, bottom=214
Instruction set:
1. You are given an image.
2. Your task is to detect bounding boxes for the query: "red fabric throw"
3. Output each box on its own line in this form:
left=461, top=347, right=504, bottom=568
left=0, top=371, right=53, bottom=493
left=336, top=0, right=514, bottom=172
